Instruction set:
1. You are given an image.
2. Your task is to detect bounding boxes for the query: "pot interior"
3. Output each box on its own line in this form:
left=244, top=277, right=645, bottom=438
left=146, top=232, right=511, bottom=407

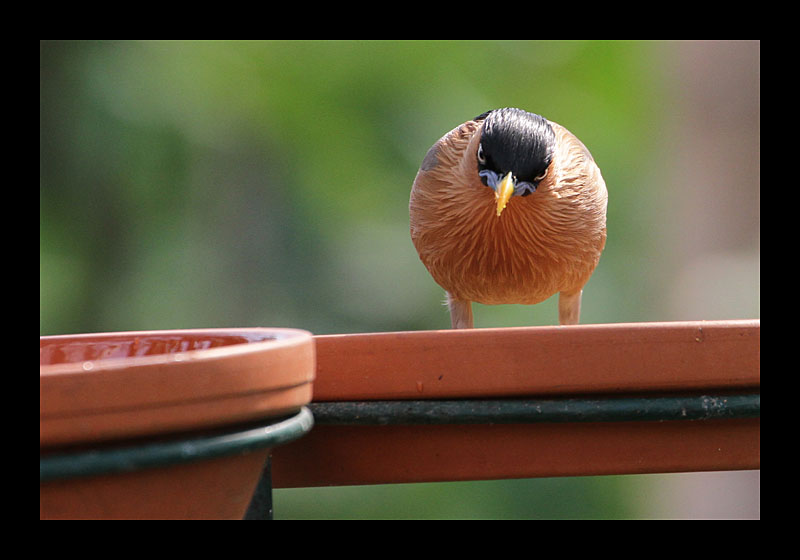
left=40, top=332, right=279, bottom=366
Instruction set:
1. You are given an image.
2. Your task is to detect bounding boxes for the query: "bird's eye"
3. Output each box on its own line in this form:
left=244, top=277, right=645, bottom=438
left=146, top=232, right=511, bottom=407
left=534, top=169, right=547, bottom=182
left=477, top=144, right=486, bottom=165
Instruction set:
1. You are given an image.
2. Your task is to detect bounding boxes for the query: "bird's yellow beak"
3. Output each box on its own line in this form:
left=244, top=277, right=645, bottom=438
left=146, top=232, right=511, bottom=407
left=495, top=172, right=515, bottom=217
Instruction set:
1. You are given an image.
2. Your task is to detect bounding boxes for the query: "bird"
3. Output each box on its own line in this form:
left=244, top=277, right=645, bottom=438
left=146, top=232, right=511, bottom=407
left=409, top=107, right=608, bottom=328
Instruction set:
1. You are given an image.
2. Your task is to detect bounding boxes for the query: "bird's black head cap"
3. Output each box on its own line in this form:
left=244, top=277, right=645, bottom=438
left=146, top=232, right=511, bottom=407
left=475, top=108, right=556, bottom=195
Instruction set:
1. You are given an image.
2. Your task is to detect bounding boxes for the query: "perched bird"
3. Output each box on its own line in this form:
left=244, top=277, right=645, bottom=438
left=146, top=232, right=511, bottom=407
left=409, top=108, right=608, bottom=328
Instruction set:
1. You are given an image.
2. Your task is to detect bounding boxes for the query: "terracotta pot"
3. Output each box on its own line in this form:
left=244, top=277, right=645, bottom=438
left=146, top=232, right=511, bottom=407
left=272, top=320, right=760, bottom=487
left=309, top=320, right=760, bottom=401
left=40, top=328, right=315, bottom=519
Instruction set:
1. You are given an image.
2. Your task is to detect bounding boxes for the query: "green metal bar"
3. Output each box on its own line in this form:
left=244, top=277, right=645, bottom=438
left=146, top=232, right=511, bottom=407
left=244, top=456, right=274, bottom=520
left=40, top=406, right=314, bottom=483
left=309, top=394, right=760, bottom=425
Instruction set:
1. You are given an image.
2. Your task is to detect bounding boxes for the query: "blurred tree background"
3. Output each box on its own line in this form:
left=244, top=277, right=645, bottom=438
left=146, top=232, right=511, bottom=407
left=40, top=40, right=759, bottom=519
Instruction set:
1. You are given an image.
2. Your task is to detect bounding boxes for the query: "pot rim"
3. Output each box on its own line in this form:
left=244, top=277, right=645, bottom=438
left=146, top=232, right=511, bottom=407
left=40, top=327, right=311, bottom=375
left=40, top=327, right=315, bottom=448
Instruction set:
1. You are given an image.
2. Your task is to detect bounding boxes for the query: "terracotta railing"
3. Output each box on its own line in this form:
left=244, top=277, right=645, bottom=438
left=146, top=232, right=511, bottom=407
left=272, top=320, right=760, bottom=487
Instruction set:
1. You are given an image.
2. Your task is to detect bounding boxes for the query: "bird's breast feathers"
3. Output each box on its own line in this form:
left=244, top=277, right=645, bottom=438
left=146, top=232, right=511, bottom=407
left=409, top=117, right=607, bottom=305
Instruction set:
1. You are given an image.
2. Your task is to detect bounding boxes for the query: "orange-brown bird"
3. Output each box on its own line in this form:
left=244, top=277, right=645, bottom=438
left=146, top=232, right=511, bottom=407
left=409, top=108, right=608, bottom=328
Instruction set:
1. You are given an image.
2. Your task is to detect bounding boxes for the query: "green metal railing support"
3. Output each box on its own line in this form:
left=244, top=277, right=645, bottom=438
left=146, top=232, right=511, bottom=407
left=308, top=394, right=760, bottom=425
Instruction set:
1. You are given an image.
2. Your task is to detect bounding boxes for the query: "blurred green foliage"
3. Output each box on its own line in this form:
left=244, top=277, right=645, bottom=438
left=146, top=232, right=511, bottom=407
left=40, top=40, right=659, bottom=336
left=276, top=475, right=633, bottom=520
left=40, top=40, right=759, bottom=519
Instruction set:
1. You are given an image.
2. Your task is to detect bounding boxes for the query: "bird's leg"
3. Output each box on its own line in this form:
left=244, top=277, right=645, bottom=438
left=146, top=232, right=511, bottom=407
left=558, top=290, right=582, bottom=325
left=447, top=293, right=474, bottom=329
